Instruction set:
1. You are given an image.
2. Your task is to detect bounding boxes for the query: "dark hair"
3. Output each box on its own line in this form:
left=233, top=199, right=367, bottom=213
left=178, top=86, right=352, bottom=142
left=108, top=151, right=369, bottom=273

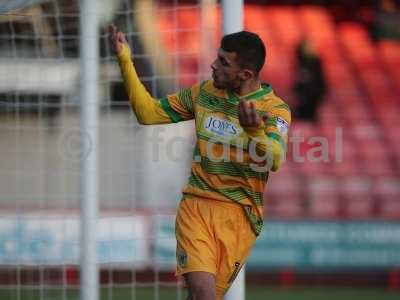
left=221, top=31, right=266, bottom=73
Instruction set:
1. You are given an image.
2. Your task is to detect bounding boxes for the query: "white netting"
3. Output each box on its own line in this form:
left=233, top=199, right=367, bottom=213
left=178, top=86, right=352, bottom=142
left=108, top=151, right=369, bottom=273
left=0, top=0, right=217, bottom=299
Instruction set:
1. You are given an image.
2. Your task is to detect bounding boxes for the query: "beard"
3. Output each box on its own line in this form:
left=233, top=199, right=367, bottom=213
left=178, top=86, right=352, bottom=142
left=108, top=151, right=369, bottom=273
left=212, top=78, right=237, bottom=90
left=212, top=73, right=241, bottom=90
left=212, top=79, right=225, bottom=89
left=212, top=73, right=225, bottom=89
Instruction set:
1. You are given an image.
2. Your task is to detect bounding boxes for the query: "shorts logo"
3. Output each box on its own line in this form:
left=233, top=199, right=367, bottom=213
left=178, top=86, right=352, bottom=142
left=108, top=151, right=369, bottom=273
left=228, top=262, right=242, bottom=284
left=177, top=248, right=188, bottom=268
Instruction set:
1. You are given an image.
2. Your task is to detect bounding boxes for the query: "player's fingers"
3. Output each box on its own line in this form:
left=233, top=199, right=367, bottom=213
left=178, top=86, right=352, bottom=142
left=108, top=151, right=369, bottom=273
left=239, top=100, right=245, bottom=124
left=109, top=28, right=120, bottom=53
left=249, top=102, right=258, bottom=126
left=261, top=113, right=269, bottom=124
left=250, top=104, right=256, bottom=123
left=241, top=101, right=251, bottom=125
left=117, top=32, right=126, bottom=45
left=244, top=101, right=253, bottom=124
left=249, top=102, right=260, bottom=127
left=109, top=24, right=117, bottom=38
left=120, top=32, right=127, bottom=44
left=108, top=26, right=118, bottom=53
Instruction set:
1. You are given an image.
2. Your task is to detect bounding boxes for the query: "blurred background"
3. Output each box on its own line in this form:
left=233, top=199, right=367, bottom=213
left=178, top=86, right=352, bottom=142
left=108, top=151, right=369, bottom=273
left=0, top=0, right=399, bottom=299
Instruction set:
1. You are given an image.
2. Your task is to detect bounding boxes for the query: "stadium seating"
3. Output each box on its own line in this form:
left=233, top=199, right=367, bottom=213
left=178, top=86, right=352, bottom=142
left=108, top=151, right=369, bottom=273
left=374, top=177, right=400, bottom=219
left=155, top=4, right=400, bottom=221
left=307, top=176, right=340, bottom=219
left=264, top=164, right=305, bottom=219
left=340, top=176, right=374, bottom=219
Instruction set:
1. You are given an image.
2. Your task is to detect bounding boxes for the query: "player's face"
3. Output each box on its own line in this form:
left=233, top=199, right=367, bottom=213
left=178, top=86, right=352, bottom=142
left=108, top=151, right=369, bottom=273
left=211, top=48, right=243, bottom=90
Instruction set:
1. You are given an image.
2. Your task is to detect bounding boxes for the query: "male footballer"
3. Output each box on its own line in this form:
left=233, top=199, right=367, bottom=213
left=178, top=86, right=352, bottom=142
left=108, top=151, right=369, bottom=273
left=110, top=24, right=291, bottom=299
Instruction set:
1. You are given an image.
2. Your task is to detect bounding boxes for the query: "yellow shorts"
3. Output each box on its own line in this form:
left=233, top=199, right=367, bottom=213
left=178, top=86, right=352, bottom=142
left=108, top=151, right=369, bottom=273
left=175, top=196, right=257, bottom=298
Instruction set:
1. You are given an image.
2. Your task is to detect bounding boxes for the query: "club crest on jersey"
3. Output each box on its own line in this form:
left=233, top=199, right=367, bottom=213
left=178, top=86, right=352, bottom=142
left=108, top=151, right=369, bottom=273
left=276, top=117, right=288, bottom=135
left=204, top=116, right=240, bottom=138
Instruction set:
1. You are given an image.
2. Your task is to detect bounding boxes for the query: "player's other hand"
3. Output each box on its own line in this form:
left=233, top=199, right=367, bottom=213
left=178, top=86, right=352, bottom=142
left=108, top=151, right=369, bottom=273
left=109, top=24, right=127, bottom=55
left=239, top=100, right=268, bottom=129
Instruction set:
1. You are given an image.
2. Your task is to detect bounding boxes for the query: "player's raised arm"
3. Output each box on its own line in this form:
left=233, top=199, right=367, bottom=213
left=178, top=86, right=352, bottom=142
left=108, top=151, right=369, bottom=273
left=109, top=24, right=171, bottom=124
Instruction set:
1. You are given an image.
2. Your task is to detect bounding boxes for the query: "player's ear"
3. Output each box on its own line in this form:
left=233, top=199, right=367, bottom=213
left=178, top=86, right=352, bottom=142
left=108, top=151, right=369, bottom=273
left=238, top=69, right=254, bottom=81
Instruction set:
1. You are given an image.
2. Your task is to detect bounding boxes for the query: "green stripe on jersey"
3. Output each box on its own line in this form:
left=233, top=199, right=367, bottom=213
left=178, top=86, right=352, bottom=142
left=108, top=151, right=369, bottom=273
left=243, top=206, right=263, bottom=236
left=160, top=97, right=183, bottom=123
left=197, top=154, right=268, bottom=181
left=273, top=103, right=291, bottom=112
left=197, top=91, right=267, bottom=119
left=196, top=132, right=250, bottom=152
left=188, top=172, right=263, bottom=206
left=267, top=132, right=286, bottom=150
left=226, top=83, right=272, bottom=102
left=198, top=92, right=238, bottom=117
left=178, top=88, right=193, bottom=113
left=244, top=83, right=272, bottom=100
left=265, top=116, right=278, bottom=127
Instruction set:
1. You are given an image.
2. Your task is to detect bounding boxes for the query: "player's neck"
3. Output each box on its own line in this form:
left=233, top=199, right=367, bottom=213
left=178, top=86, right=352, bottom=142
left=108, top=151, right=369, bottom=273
left=233, top=78, right=262, bottom=98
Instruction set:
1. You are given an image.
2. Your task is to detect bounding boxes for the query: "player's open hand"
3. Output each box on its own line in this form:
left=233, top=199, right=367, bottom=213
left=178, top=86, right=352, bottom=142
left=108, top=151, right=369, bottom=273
left=109, top=24, right=128, bottom=55
left=239, top=100, right=268, bottom=129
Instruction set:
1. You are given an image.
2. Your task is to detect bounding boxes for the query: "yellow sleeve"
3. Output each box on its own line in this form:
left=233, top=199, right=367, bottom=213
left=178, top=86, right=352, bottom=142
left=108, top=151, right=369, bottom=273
left=117, top=44, right=171, bottom=124
left=245, top=102, right=291, bottom=172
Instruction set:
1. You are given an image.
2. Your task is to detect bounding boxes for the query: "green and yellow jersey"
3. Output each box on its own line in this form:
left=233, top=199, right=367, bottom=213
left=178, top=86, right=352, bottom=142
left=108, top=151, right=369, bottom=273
left=118, top=44, right=291, bottom=236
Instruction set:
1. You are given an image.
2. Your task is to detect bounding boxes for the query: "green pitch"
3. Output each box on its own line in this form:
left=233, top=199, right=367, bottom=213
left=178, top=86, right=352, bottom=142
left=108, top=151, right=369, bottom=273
left=0, top=286, right=399, bottom=300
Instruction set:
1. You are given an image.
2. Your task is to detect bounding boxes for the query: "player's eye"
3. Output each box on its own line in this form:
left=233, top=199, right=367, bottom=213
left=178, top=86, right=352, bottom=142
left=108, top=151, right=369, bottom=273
left=218, top=55, right=229, bottom=67
left=220, top=58, right=229, bottom=67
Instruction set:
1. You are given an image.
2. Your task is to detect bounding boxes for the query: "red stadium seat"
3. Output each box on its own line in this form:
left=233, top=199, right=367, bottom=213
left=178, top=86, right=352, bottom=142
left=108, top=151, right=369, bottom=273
left=265, top=170, right=305, bottom=219
left=307, top=177, right=340, bottom=219
left=340, top=177, right=375, bottom=218
left=373, top=177, right=400, bottom=219
left=298, top=5, right=336, bottom=51
left=268, top=6, right=301, bottom=46
left=343, top=105, right=374, bottom=124
left=378, top=41, right=400, bottom=94
left=378, top=40, right=400, bottom=65
left=265, top=195, right=304, bottom=219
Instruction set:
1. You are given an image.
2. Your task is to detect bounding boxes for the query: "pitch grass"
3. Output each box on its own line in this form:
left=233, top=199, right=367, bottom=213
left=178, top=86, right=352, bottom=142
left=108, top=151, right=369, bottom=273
left=0, top=286, right=399, bottom=300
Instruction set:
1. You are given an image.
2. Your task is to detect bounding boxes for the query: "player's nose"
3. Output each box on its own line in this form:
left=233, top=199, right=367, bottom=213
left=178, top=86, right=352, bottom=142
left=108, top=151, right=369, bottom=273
left=211, top=59, right=217, bottom=72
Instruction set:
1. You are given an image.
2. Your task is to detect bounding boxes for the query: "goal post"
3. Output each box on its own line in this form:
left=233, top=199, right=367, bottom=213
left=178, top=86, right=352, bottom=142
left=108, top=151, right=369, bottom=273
left=79, top=1, right=99, bottom=300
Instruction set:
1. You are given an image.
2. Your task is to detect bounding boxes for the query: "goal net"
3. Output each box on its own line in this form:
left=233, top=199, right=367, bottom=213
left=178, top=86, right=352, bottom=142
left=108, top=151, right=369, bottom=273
left=0, top=0, right=220, bottom=299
